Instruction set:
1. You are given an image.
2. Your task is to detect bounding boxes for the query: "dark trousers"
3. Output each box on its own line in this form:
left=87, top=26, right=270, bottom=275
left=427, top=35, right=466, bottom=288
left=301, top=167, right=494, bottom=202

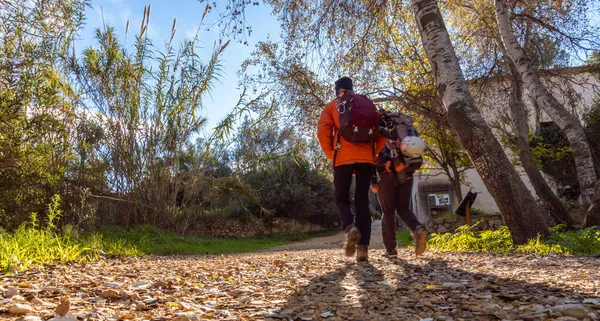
left=334, top=163, right=374, bottom=246
left=377, top=171, right=422, bottom=252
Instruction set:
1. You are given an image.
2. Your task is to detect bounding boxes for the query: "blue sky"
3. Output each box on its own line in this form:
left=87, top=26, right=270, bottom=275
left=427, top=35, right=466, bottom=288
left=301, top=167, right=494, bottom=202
left=73, top=0, right=600, bottom=138
left=74, top=0, right=282, bottom=136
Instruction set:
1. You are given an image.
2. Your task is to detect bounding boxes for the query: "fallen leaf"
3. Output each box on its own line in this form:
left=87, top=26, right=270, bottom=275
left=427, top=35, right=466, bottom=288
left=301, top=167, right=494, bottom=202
left=100, top=289, right=119, bottom=299
left=55, top=296, right=70, bottom=316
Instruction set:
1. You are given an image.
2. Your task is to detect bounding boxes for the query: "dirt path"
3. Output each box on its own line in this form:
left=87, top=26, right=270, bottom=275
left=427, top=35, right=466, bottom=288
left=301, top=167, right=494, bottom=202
left=271, top=219, right=385, bottom=252
left=2, top=224, right=600, bottom=321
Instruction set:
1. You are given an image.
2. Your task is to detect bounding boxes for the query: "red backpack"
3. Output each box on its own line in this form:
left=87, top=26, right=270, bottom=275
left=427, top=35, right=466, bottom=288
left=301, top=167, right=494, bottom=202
left=332, top=91, right=380, bottom=165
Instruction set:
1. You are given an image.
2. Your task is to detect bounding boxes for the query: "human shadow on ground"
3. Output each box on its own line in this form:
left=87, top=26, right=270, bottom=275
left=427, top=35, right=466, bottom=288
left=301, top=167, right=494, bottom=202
left=266, top=253, right=600, bottom=321
left=387, top=255, right=599, bottom=320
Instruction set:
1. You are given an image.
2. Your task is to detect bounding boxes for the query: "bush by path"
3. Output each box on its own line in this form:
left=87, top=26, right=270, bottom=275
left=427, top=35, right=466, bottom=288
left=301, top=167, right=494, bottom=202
left=428, top=222, right=600, bottom=256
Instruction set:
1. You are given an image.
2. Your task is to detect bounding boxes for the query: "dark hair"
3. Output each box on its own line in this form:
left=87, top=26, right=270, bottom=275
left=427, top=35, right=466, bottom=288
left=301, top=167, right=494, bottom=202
left=334, top=76, right=353, bottom=95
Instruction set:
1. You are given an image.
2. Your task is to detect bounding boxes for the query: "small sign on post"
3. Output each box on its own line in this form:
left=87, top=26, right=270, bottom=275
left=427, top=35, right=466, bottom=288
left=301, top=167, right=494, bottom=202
left=455, top=191, right=478, bottom=226
left=466, top=201, right=471, bottom=226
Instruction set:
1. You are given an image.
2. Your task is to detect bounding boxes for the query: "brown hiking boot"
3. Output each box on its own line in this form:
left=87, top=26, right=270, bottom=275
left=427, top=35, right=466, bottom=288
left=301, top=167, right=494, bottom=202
left=413, top=226, right=428, bottom=256
left=357, top=244, right=368, bottom=263
left=344, top=226, right=361, bottom=257
left=383, top=249, right=398, bottom=257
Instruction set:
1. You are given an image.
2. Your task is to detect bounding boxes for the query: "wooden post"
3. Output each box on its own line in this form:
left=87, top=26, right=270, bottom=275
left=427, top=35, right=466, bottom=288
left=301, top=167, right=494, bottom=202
left=466, top=202, right=471, bottom=226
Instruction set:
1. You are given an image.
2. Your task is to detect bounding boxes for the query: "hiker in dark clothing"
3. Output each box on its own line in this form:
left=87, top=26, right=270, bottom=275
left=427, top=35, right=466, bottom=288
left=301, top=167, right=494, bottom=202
left=374, top=140, right=428, bottom=257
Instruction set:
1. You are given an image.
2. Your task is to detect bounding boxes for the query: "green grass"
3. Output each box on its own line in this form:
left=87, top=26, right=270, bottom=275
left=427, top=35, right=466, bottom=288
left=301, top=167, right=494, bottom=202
left=0, top=219, right=335, bottom=272
left=441, top=213, right=460, bottom=219
left=396, top=230, right=414, bottom=247
left=427, top=221, right=600, bottom=256
left=441, top=208, right=491, bottom=220
left=94, top=225, right=333, bottom=255
left=0, top=195, right=337, bottom=272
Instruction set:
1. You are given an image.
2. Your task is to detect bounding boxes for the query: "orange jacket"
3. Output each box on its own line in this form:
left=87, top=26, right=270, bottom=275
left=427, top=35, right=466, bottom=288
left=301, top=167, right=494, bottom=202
left=317, top=97, right=387, bottom=167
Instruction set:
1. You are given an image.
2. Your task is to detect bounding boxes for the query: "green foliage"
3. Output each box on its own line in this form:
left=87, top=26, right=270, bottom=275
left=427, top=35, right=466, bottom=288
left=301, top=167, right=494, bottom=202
left=544, top=224, right=600, bottom=255
left=0, top=1, right=273, bottom=232
left=0, top=194, right=100, bottom=272
left=0, top=220, right=318, bottom=272
left=427, top=222, right=514, bottom=254
left=428, top=222, right=600, bottom=256
left=441, top=213, right=459, bottom=219
left=530, top=122, right=579, bottom=194
left=71, top=16, right=233, bottom=227
left=233, top=115, right=307, bottom=174
left=396, top=230, right=414, bottom=247
left=0, top=0, right=88, bottom=228
left=441, top=208, right=489, bottom=219
left=90, top=225, right=308, bottom=256
left=242, top=157, right=338, bottom=228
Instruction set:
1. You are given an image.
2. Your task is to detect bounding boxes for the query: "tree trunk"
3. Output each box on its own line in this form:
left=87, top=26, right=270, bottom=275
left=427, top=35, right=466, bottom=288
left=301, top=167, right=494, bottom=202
left=411, top=0, right=550, bottom=244
left=584, top=181, right=600, bottom=227
left=495, top=0, right=598, bottom=208
left=505, top=54, right=575, bottom=228
left=450, top=164, right=463, bottom=202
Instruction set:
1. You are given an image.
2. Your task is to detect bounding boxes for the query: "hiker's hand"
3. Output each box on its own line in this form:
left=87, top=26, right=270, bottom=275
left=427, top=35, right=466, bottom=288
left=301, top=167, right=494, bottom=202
left=385, top=161, right=393, bottom=172
left=370, top=183, right=378, bottom=193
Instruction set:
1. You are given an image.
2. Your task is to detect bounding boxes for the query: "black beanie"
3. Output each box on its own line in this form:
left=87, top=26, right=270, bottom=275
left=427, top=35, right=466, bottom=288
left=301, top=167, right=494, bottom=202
left=334, top=76, right=353, bottom=94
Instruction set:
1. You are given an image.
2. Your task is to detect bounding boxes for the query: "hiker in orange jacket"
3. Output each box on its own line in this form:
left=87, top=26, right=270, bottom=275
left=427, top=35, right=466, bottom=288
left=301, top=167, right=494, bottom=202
left=317, top=76, right=387, bottom=263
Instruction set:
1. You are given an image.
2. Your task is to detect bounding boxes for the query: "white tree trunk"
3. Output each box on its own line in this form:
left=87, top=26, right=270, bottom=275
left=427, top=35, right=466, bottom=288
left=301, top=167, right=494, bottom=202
left=495, top=0, right=598, bottom=208
left=411, top=0, right=550, bottom=244
left=584, top=181, right=600, bottom=227
left=507, top=59, right=574, bottom=228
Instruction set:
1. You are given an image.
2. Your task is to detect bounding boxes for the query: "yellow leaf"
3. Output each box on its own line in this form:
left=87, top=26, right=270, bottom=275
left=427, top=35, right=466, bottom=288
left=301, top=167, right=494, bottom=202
left=426, top=285, right=436, bottom=289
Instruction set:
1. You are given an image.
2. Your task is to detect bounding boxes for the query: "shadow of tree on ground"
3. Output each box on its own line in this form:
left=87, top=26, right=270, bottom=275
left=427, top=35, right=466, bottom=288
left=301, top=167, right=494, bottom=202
left=265, top=250, right=600, bottom=321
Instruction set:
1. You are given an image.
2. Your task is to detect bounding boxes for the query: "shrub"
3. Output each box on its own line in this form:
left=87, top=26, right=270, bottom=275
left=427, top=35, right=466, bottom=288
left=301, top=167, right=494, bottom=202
left=427, top=222, right=600, bottom=256
left=427, top=221, right=513, bottom=254
left=242, top=157, right=338, bottom=228
left=440, top=208, right=489, bottom=220
left=441, top=213, right=459, bottom=219
left=530, top=122, right=579, bottom=199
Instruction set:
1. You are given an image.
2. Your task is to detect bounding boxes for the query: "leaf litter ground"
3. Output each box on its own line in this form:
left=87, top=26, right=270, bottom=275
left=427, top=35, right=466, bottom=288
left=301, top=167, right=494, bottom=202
left=1, top=247, right=599, bottom=321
